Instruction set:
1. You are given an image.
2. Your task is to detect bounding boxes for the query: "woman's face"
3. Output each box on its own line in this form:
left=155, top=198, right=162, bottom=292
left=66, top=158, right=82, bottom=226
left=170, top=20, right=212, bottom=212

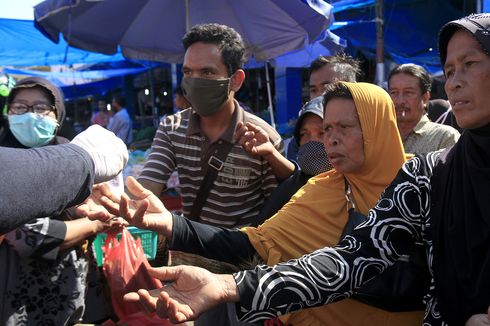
left=323, top=98, right=364, bottom=174
left=444, top=30, right=490, bottom=129
left=10, top=88, right=56, bottom=120
left=298, top=113, right=324, bottom=146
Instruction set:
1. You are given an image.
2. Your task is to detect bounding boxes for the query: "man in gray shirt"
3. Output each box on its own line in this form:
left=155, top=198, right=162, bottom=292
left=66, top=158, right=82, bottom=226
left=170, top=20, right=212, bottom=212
left=388, top=63, right=460, bottom=154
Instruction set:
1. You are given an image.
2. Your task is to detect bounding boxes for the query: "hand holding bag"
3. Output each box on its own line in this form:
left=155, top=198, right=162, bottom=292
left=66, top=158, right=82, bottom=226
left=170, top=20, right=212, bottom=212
left=103, top=228, right=172, bottom=325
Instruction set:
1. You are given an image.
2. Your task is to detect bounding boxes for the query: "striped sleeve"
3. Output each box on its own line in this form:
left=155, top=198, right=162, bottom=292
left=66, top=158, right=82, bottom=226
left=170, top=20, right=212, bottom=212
left=138, top=118, right=177, bottom=185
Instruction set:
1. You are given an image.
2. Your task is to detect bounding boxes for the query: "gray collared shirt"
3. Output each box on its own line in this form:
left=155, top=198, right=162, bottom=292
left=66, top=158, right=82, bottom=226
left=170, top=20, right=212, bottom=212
left=403, top=115, right=460, bottom=154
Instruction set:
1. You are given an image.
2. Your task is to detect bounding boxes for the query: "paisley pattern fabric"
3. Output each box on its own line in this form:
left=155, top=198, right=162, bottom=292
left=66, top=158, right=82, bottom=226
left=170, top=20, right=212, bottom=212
left=235, top=151, right=449, bottom=325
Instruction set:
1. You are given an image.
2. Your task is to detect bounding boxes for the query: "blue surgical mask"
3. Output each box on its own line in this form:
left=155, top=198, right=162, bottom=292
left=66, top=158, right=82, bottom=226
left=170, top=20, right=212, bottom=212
left=8, top=112, right=58, bottom=148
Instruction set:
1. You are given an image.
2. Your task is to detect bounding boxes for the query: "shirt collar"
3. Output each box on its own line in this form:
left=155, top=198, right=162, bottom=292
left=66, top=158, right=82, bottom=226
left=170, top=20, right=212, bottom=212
left=412, top=114, right=431, bottom=134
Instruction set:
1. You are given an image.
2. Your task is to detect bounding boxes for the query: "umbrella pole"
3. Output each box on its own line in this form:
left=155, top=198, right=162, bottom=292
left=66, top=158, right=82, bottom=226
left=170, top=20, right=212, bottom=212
left=185, top=0, right=190, bottom=32
left=148, top=68, right=158, bottom=127
left=264, top=62, right=276, bottom=129
left=374, top=0, right=385, bottom=86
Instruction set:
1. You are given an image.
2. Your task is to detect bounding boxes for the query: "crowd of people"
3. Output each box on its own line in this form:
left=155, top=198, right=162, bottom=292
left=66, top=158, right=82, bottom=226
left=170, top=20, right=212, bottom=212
left=0, top=12, right=489, bottom=326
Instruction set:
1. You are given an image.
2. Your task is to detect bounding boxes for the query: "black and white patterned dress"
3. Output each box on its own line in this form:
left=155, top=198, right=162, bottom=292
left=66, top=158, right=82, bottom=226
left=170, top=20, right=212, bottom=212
left=234, top=152, right=449, bottom=325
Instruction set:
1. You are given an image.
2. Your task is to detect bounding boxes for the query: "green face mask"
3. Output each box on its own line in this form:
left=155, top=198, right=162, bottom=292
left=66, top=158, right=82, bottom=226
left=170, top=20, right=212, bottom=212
left=181, top=77, right=230, bottom=117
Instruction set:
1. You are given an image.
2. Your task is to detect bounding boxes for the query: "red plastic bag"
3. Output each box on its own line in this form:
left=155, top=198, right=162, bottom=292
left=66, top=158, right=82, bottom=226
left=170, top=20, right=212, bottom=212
left=103, top=228, right=171, bottom=325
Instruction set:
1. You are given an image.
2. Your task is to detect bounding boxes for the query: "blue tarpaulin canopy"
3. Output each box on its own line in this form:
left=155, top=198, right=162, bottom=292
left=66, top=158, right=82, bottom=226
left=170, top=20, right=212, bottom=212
left=330, top=0, right=465, bottom=74
left=0, top=18, right=125, bottom=66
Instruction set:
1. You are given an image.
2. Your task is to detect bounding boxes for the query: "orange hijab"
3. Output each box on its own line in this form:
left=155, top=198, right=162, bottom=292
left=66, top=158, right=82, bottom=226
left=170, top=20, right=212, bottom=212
left=243, top=82, right=421, bottom=325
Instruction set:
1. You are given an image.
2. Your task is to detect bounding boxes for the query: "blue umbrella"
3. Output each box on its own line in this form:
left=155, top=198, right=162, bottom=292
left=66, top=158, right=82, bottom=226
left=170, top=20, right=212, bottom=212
left=34, top=0, right=333, bottom=128
left=34, top=0, right=332, bottom=63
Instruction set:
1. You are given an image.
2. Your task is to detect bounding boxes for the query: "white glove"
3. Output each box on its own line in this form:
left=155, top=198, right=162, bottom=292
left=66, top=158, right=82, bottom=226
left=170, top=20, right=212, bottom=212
left=71, top=125, right=129, bottom=183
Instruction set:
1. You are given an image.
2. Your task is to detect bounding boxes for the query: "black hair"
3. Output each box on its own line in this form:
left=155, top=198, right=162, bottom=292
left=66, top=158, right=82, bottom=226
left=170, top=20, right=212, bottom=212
left=174, top=86, right=184, bottom=96
left=388, top=63, right=432, bottom=94
left=322, top=82, right=354, bottom=110
left=112, top=94, right=126, bottom=107
left=182, top=23, right=245, bottom=76
left=309, top=53, right=361, bottom=82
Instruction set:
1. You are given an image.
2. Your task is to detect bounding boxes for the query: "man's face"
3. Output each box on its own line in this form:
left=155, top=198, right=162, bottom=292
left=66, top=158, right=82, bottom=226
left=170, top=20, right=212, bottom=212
left=309, top=64, right=339, bottom=99
left=388, top=73, right=429, bottom=126
left=444, top=30, right=490, bottom=129
left=182, top=42, right=229, bottom=80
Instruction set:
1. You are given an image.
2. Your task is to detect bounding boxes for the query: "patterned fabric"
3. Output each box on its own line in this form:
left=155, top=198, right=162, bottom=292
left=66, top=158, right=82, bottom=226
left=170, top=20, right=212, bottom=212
left=138, top=102, right=282, bottom=228
left=234, top=151, right=451, bottom=325
left=403, top=115, right=459, bottom=154
left=0, top=217, right=89, bottom=326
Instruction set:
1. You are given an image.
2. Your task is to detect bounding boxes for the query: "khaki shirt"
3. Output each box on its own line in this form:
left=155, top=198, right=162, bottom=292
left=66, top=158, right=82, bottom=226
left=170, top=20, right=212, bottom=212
left=403, top=115, right=460, bottom=154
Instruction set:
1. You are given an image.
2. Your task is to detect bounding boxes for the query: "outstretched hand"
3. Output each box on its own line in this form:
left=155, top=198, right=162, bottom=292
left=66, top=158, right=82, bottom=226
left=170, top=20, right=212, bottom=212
left=123, top=265, right=239, bottom=323
left=100, top=176, right=173, bottom=236
left=235, top=121, right=274, bottom=157
left=73, top=183, right=115, bottom=221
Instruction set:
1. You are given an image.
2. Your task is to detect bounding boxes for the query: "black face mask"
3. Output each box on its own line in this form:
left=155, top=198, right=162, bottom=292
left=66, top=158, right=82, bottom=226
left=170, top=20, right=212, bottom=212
left=181, top=77, right=231, bottom=117
left=296, top=141, right=333, bottom=176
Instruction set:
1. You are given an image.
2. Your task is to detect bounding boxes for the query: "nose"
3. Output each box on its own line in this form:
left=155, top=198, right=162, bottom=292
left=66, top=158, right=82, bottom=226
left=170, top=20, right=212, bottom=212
left=445, top=71, right=463, bottom=95
left=324, top=130, right=339, bottom=147
left=391, top=93, right=405, bottom=107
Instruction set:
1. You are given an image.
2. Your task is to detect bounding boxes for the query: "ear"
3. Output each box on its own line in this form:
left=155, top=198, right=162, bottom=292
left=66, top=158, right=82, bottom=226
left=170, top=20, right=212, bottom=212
left=422, top=91, right=430, bottom=105
left=230, top=69, right=245, bottom=92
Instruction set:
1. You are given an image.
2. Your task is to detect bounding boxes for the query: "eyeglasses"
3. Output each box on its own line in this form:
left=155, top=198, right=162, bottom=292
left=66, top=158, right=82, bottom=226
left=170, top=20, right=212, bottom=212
left=8, top=102, right=56, bottom=116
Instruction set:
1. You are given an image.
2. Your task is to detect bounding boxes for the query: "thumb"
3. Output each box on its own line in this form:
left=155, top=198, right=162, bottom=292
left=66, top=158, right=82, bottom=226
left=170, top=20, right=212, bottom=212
left=148, top=266, right=180, bottom=282
left=126, top=176, right=152, bottom=199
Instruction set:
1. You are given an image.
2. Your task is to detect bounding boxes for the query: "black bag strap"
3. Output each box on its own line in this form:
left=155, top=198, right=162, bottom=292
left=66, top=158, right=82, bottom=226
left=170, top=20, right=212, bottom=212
left=188, top=141, right=234, bottom=221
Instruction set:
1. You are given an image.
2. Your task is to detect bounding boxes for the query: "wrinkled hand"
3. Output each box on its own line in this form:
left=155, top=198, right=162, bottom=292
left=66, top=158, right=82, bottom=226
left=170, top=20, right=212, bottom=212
left=235, top=122, right=274, bottom=157
left=73, top=183, right=115, bottom=221
left=101, top=176, right=172, bottom=235
left=466, top=307, right=490, bottom=326
left=123, top=265, right=233, bottom=323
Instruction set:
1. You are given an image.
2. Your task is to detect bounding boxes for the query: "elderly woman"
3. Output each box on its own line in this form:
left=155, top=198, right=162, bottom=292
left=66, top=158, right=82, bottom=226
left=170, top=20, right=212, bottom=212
left=120, top=13, right=490, bottom=326
left=0, top=77, right=124, bottom=325
left=101, top=80, right=424, bottom=325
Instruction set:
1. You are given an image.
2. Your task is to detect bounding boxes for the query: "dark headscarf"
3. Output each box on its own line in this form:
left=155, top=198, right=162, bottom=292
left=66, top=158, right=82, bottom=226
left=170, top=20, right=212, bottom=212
left=431, top=13, right=490, bottom=324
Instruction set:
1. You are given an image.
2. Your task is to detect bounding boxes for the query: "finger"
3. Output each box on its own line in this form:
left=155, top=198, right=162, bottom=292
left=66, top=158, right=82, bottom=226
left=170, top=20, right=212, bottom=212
left=148, top=266, right=179, bottom=282
left=234, top=123, right=246, bottom=136
left=99, top=195, right=122, bottom=216
left=98, top=182, right=121, bottom=203
left=168, top=299, right=190, bottom=323
left=155, top=293, right=171, bottom=319
left=86, top=210, right=111, bottom=222
left=137, top=289, right=159, bottom=315
left=133, top=198, right=150, bottom=220
left=126, top=176, right=153, bottom=200
left=123, top=292, right=141, bottom=302
left=119, top=193, right=132, bottom=219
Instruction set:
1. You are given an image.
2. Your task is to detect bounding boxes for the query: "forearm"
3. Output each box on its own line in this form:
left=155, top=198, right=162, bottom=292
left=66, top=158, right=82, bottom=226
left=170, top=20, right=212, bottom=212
left=219, top=274, right=241, bottom=303
left=0, top=144, right=94, bottom=234
left=263, top=149, right=295, bottom=180
left=170, top=214, right=257, bottom=265
left=61, top=217, right=100, bottom=250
